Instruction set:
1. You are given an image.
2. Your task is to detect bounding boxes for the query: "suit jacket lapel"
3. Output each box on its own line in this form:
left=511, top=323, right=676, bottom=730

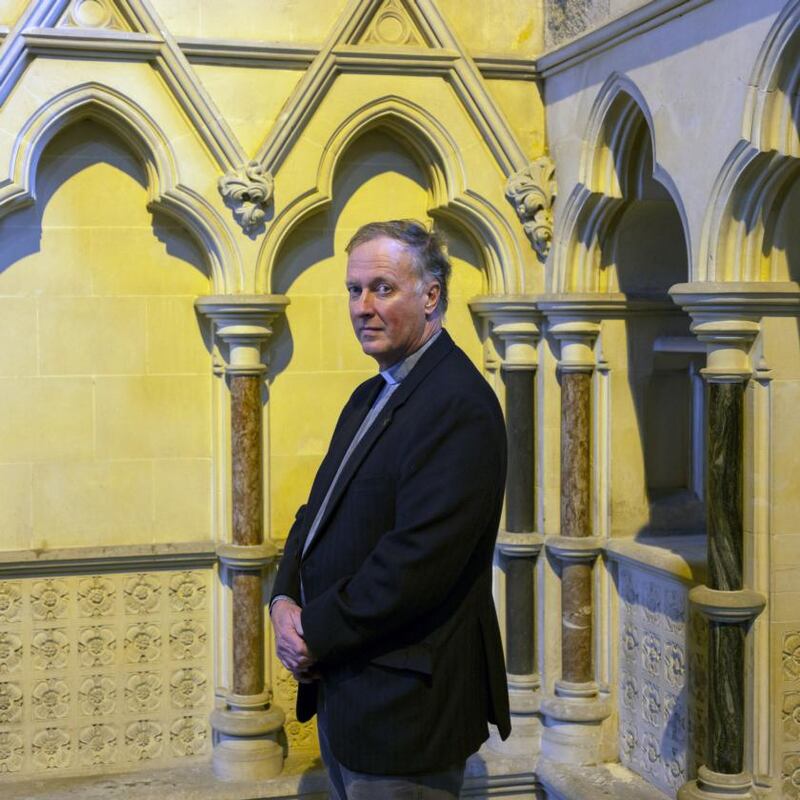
left=301, top=331, right=455, bottom=560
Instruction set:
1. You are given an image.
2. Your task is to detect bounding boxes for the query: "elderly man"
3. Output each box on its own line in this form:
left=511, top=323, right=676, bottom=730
left=270, top=220, right=510, bottom=799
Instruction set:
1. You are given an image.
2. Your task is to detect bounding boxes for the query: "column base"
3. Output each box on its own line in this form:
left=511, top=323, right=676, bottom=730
left=678, top=767, right=756, bottom=800
left=539, top=682, right=611, bottom=766
left=210, top=691, right=285, bottom=781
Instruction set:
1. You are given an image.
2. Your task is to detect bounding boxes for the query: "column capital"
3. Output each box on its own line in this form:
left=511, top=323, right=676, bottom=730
left=670, top=282, right=800, bottom=382
left=195, top=295, right=290, bottom=374
left=470, top=296, right=542, bottom=370
left=539, top=294, right=634, bottom=372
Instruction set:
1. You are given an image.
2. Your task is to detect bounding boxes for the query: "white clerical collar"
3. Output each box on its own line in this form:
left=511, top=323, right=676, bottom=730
left=380, top=329, right=442, bottom=386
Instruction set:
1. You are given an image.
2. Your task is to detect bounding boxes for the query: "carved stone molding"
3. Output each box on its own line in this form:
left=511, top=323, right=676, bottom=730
left=505, top=156, right=557, bottom=261
left=218, top=161, right=274, bottom=234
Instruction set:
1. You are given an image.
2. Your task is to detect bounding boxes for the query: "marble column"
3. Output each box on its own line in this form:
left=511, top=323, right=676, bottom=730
left=669, top=285, right=767, bottom=800
left=539, top=307, right=610, bottom=766
left=470, top=299, right=543, bottom=755
left=196, top=295, right=289, bottom=781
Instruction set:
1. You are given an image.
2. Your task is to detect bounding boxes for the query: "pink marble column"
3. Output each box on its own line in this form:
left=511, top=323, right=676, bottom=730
left=196, top=295, right=289, bottom=782
left=539, top=304, right=610, bottom=766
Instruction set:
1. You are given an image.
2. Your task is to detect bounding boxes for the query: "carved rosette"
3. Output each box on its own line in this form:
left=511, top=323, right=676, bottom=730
left=0, top=632, right=22, bottom=674
left=169, top=619, right=207, bottom=661
left=218, top=161, right=274, bottom=233
left=33, top=629, right=70, bottom=671
left=0, top=582, right=22, bottom=623
left=79, top=675, right=116, bottom=716
left=31, top=579, right=70, bottom=620
left=0, top=731, right=24, bottom=773
left=0, top=570, right=214, bottom=777
left=617, top=564, right=700, bottom=793
left=170, top=716, right=208, bottom=757
left=125, top=672, right=162, bottom=713
left=126, top=720, right=163, bottom=761
left=505, top=156, right=556, bottom=261
left=32, top=678, right=70, bottom=720
left=78, top=626, right=116, bottom=667
left=168, top=572, right=206, bottom=613
left=32, top=728, right=71, bottom=769
left=123, top=574, right=162, bottom=615
left=78, top=576, right=116, bottom=617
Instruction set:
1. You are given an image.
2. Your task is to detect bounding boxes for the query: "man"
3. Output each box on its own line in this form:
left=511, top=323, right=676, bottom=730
left=270, top=220, right=510, bottom=799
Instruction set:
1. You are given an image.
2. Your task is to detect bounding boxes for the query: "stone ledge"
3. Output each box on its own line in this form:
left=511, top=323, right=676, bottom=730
left=604, top=534, right=707, bottom=585
left=536, top=758, right=671, bottom=800
left=0, top=541, right=217, bottom=576
left=4, top=746, right=538, bottom=800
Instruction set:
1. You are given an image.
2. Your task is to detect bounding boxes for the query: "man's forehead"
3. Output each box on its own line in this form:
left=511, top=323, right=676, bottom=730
left=346, top=238, right=413, bottom=277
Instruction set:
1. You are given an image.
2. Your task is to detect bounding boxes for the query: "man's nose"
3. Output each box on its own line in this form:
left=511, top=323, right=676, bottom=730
left=353, top=290, right=375, bottom=316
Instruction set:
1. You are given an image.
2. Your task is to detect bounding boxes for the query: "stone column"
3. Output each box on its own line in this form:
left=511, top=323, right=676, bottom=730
left=670, top=286, right=767, bottom=800
left=539, top=305, right=611, bottom=765
left=196, top=295, right=289, bottom=781
left=472, top=298, right=543, bottom=754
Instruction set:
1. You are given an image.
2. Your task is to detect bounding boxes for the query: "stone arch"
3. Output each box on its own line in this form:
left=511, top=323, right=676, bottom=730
left=702, top=3, right=800, bottom=281
left=553, top=74, right=689, bottom=293
left=257, top=95, right=522, bottom=295
left=0, top=81, right=241, bottom=292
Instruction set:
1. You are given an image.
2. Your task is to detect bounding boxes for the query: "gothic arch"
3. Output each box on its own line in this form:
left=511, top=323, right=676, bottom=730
left=553, top=74, right=689, bottom=293
left=257, top=95, right=522, bottom=295
left=700, top=3, right=800, bottom=282
left=0, top=82, right=241, bottom=292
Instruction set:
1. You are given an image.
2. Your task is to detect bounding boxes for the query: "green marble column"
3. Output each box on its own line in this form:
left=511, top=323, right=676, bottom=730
left=503, top=368, right=536, bottom=678
left=706, top=380, right=745, bottom=774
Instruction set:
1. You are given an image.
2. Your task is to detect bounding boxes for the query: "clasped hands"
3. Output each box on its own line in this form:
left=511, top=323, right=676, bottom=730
left=270, top=598, right=318, bottom=683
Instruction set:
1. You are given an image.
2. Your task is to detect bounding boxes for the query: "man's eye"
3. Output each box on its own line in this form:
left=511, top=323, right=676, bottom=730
left=347, top=286, right=361, bottom=298
left=375, top=284, right=392, bottom=296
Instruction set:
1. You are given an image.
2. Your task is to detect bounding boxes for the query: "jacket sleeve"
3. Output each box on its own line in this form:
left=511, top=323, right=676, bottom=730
left=300, top=393, right=506, bottom=664
left=270, top=504, right=306, bottom=606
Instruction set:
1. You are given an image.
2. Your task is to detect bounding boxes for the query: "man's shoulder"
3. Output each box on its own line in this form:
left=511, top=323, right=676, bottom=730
left=425, top=336, right=502, bottom=414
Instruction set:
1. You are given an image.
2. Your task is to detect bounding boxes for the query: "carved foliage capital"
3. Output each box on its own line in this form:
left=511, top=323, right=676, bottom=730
left=219, top=161, right=274, bottom=234
left=505, top=156, right=556, bottom=261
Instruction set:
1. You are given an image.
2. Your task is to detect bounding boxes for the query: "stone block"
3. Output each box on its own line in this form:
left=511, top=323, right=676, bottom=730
left=32, top=460, right=153, bottom=545
left=146, top=297, right=210, bottom=375
left=0, top=297, right=36, bottom=376
left=38, top=297, right=147, bottom=376
left=153, top=458, right=212, bottom=541
left=0, top=462, right=32, bottom=550
left=0, top=377, right=93, bottom=462
left=0, top=227, right=94, bottom=297
left=95, top=375, right=211, bottom=459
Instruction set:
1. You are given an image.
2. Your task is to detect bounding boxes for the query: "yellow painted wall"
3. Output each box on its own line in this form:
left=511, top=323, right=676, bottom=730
left=0, top=121, right=213, bottom=550
left=268, top=129, right=485, bottom=538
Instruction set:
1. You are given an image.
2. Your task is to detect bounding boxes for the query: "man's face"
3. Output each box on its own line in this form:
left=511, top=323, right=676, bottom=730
left=346, top=236, right=440, bottom=370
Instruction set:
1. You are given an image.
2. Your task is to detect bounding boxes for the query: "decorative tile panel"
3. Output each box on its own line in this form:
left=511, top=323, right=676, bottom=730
left=0, top=570, right=212, bottom=778
left=616, top=564, right=707, bottom=798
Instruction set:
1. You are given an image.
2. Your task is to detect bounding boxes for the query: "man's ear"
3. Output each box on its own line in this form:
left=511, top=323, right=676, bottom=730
left=424, top=282, right=441, bottom=316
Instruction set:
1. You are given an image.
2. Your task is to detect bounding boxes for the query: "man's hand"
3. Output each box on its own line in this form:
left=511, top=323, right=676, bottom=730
left=270, top=598, right=316, bottom=681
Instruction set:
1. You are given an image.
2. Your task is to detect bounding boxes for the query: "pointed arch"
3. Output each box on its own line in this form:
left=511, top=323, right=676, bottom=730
left=257, top=95, right=522, bottom=295
left=702, top=3, right=800, bottom=281
left=744, top=0, right=800, bottom=156
left=553, top=74, right=689, bottom=292
left=0, top=81, right=242, bottom=292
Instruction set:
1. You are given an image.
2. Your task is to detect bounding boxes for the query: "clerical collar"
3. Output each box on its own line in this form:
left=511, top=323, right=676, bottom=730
left=380, top=330, right=442, bottom=386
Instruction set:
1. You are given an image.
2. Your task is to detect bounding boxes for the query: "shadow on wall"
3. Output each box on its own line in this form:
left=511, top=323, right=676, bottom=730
left=0, top=118, right=210, bottom=289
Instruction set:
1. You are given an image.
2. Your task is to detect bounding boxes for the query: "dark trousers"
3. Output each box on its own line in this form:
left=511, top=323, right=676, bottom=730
left=317, top=684, right=466, bottom=800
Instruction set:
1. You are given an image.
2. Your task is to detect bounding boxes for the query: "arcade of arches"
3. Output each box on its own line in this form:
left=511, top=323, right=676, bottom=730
left=0, top=1, right=798, bottom=799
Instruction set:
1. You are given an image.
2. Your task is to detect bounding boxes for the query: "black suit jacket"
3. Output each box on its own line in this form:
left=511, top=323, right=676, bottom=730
left=271, top=330, right=510, bottom=774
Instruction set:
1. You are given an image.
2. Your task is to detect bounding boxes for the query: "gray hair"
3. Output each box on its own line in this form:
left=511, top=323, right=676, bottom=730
left=345, top=219, right=452, bottom=315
